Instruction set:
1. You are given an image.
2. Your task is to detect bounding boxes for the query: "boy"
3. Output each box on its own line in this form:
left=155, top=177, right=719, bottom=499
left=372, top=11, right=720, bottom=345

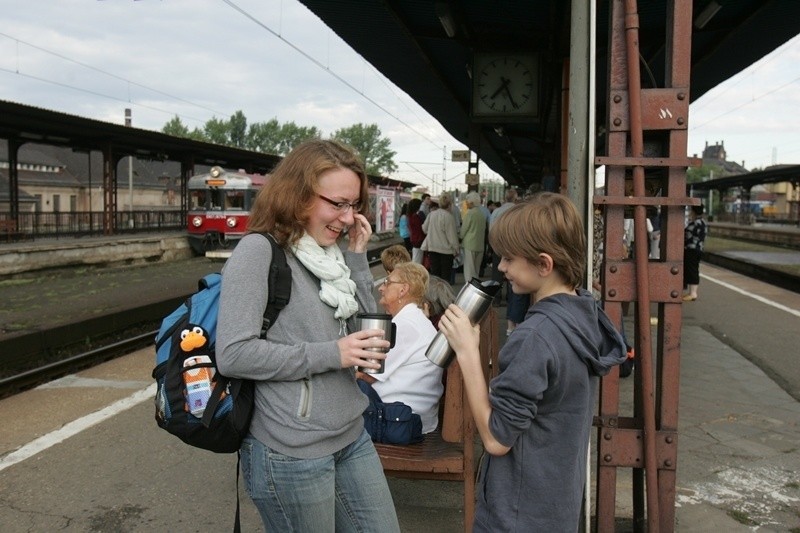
left=438, top=192, right=627, bottom=532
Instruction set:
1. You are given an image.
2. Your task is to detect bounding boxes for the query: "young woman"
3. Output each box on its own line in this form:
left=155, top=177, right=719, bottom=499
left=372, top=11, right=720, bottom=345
left=216, top=139, right=399, bottom=532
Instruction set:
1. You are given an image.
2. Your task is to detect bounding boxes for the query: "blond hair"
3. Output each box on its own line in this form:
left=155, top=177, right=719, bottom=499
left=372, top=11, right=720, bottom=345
left=390, top=262, right=429, bottom=306
left=380, top=244, right=411, bottom=273
left=489, top=192, right=586, bottom=289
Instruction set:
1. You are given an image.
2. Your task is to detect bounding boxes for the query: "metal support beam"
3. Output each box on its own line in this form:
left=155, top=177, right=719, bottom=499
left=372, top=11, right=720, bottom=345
left=7, top=139, right=20, bottom=222
left=595, top=0, right=694, bottom=531
left=102, top=146, right=114, bottom=236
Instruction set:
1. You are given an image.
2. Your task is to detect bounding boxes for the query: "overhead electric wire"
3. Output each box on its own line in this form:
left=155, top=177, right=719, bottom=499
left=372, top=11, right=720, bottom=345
left=0, top=31, right=229, bottom=119
left=221, top=0, right=445, bottom=151
left=0, top=66, right=211, bottom=125
left=2, top=4, right=464, bottom=188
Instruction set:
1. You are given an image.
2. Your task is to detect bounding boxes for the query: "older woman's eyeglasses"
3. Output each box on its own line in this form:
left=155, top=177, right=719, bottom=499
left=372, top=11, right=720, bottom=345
left=317, top=194, right=362, bottom=213
left=382, top=278, right=405, bottom=286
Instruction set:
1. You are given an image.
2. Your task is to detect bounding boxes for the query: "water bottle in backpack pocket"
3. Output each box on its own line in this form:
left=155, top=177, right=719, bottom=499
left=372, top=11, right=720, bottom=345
left=183, top=355, right=214, bottom=417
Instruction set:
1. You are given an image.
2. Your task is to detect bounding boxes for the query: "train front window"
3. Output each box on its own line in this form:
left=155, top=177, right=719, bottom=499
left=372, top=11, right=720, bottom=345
left=225, top=191, right=245, bottom=210
left=190, top=189, right=230, bottom=210
left=190, top=190, right=209, bottom=210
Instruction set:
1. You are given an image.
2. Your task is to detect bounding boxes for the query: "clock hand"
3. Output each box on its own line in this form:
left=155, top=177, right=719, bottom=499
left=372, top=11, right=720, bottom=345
left=503, top=84, right=519, bottom=109
left=490, top=77, right=511, bottom=99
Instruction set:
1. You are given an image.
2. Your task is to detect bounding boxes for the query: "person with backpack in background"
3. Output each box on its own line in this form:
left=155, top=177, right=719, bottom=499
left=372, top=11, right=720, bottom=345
left=437, top=193, right=627, bottom=531
left=216, top=139, right=400, bottom=532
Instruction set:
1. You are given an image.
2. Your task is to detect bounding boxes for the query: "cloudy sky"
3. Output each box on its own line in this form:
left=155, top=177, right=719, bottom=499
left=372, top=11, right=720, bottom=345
left=1, top=0, right=799, bottom=191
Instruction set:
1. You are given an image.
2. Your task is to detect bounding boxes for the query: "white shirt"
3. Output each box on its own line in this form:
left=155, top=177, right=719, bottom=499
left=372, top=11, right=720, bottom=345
left=371, top=304, right=444, bottom=433
left=623, top=217, right=653, bottom=248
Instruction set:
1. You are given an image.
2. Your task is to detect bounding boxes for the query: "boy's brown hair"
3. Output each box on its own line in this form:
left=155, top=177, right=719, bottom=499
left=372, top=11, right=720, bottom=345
left=489, top=192, right=586, bottom=289
left=380, top=244, right=411, bottom=273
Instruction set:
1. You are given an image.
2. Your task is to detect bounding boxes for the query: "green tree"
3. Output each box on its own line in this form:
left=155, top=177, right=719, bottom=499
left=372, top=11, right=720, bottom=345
left=187, top=127, right=208, bottom=142
left=228, top=110, right=248, bottom=149
left=162, top=116, right=190, bottom=137
left=332, top=123, right=397, bottom=176
left=203, top=117, right=230, bottom=145
left=278, top=122, right=321, bottom=155
left=246, top=119, right=282, bottom=154
left=160, top=114, right=396, bottom=168
left=687, top=163, right=723, bottom=184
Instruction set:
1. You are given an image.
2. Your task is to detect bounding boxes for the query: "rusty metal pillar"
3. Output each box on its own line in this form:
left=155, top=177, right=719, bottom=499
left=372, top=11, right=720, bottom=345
left=7, top=139, right=20, bottom=222
left=180, top=158, right=195, bottom=224
left=102, top=146, right=116, bottom=236
left=594, top=0, right=698, bottom=531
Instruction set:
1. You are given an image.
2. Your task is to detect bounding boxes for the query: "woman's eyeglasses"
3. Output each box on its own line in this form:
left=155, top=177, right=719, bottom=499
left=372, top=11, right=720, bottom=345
left=317, top=194, right=362, bottom=213
left=382, top=278, right=405, bottom=286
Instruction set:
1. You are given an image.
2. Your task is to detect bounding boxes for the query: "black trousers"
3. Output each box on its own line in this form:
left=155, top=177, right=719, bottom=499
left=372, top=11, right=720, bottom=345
left=683, top=248, right=702, bottom=285
left=429, top=252, right=453, bottom=283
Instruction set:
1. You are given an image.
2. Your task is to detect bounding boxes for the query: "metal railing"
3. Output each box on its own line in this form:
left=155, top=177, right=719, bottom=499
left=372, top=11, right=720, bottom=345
left=0, top=210, right=184, bottom=241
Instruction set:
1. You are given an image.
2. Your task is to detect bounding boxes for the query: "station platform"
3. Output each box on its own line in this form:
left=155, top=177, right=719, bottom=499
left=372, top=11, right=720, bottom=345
left=1, top=261, right=800, bottom=530
left=2, top=231, right=800, bottom=530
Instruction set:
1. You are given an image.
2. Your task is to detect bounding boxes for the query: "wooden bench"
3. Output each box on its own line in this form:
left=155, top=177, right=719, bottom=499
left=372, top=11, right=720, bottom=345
left=374, top=308, right=499, bottom=532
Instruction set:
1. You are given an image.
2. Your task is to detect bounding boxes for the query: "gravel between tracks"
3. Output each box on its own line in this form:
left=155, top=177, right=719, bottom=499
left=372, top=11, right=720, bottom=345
left=0, top=257, right=221, bottom=340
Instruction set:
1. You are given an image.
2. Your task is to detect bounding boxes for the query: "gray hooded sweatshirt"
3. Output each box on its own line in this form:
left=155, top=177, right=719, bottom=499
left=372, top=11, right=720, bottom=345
left=475, top=288, right=627, bottom=532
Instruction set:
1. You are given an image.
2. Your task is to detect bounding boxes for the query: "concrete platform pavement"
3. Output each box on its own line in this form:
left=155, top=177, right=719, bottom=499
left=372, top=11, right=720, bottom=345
left=1, top=268, right=799, bottom=531
left=378, top=269, right=800, bottom=530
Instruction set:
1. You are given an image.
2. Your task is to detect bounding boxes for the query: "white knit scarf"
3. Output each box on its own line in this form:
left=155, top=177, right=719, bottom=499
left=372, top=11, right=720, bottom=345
left=292, top=233, right=358, bottom=334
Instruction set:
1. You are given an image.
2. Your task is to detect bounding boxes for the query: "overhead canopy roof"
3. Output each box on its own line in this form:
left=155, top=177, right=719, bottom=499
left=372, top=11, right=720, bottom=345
left=299, top=0, right=800, bottom=188
left=0, top=100, right=283, bottom=174
left=0, top=99, right=419, bottom=190
left=690, top=164, right=800, bottom=191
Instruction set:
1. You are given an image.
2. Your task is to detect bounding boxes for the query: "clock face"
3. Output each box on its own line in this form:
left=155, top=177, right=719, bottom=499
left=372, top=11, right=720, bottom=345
left=472, top=54, right=538, bottom=119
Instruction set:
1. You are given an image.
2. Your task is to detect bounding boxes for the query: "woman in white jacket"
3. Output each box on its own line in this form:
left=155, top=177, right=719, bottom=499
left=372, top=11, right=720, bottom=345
left=421, top=193, right=459, bottom=283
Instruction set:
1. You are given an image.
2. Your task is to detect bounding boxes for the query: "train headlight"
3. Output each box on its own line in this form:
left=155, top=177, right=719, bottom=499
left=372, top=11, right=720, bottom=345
left=210, top=166, right=223, bottom=178
left=191, top=216, right=203, bottom=227
left=226, top=217, right=237, bottom=228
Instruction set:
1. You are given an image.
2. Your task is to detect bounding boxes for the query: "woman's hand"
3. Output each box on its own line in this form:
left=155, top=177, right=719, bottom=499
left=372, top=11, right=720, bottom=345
left=347, top=213, right=372, bottom=253
left=438, top=304, right=481, bottom=359
left=337, top=328, right=389, bottom=370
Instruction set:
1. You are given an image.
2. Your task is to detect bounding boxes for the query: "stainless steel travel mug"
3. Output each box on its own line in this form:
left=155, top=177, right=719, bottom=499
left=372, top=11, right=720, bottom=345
left=425, top=278, right=501, bottom=368
left=357, top=313, right=396, bottom=374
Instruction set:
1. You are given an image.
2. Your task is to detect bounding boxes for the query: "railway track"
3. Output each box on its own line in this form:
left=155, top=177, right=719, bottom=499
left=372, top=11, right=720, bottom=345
left=0, top=249, right=393, bottom=398
left=0, top=329, right=156, bottom=399
left=2, top=236, right=795, bottom=398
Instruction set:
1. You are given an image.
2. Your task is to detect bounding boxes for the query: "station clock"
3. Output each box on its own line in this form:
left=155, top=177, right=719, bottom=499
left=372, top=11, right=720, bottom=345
left=472, top=53, right=538, bottom=120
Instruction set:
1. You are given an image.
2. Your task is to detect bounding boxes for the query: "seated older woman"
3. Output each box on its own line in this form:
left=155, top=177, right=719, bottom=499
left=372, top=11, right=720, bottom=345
left=358, top=261, right=444, bottom=433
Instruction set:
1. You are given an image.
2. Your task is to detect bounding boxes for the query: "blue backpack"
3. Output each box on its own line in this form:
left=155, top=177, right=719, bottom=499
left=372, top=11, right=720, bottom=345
left=152, top=234, right=291, bottom=453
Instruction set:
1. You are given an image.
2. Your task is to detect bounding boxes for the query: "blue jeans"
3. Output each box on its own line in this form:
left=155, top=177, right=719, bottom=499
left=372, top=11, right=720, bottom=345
left=240, top=429, right=400, bottom=533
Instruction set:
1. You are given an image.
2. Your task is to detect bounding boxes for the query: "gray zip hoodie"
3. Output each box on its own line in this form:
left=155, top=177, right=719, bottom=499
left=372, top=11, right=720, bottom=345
left=216, top=233, right=376, bottom=459
left=475, top=288, right=627, bottom=532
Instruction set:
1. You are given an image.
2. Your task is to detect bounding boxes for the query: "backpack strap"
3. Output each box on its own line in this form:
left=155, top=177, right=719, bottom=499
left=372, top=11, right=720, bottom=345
left=200, top=376, right=230, bottom=428
left=260, top=233, right=291, bottom=338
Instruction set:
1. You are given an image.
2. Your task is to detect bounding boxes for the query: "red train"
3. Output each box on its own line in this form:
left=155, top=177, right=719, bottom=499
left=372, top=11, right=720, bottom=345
left=187, top=166, right=413, bottom=255
left=187, top=166, right=266, bottom=255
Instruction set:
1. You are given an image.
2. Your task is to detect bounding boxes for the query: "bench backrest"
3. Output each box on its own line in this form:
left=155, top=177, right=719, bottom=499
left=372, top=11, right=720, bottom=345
left=439, top=306, right=499, bottom=443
